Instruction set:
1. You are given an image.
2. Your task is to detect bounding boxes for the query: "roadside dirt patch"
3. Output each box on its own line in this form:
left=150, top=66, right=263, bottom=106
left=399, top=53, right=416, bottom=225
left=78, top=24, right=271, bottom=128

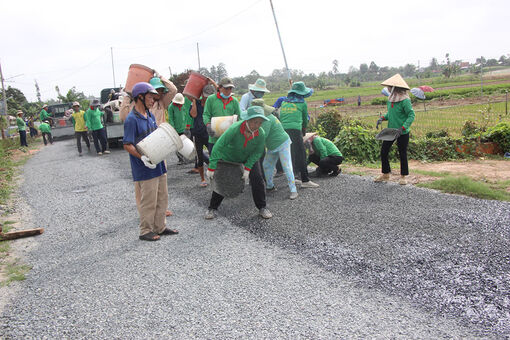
left=343, top=159, right=510, bottom=186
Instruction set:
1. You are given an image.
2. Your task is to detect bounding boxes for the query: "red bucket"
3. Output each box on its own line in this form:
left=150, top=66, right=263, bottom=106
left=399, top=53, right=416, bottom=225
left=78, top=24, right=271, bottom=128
left=124, top=64, right=154, bottom=94
left=183, top=72, right=208, bottom=100
left=58, top=119, right=67, bottom=127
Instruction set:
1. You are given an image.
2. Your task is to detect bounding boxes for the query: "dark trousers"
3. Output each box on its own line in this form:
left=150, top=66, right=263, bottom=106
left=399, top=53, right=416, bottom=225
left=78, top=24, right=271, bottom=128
left=285, top=129, right=310, bottom=182
left=75, top=131, right=90, bottom=153
left=42, top=132, right=53, bottom=145
left=19, top=130, right=28, bottom=147
left=209, top=161, right=266, bottom=210
left=207, top=142, right=215, bottom=160
left=194, top=134, right=209, bottom=167
left=29, top=127, right=38, bottom=137
left=309, top=154, right=343, bottom=174
left=91, top=128, right=108, bottom=153
left=381, top=133, right=409, bottom=175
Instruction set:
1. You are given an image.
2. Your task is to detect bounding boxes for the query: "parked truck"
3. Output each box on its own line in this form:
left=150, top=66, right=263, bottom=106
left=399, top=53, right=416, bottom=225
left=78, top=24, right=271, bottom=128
left=100, top=87, right=124, bottom=146
left=47, top=103, right=74, bottom=139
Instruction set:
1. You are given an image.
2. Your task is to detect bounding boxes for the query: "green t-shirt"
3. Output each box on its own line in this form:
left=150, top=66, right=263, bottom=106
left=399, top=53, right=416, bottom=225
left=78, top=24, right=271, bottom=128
left=383, top=98, right=415, bottom=134
left=260, top=115, right=289, bottom=151
left=39, top=122, right=51, bottom=133
left=39, top=109, right=51, bottom=122
left=279, top=101, right=309, bottom=131
left=84, top=108, right=104, bottom=131
left=168, top=103, right=187, bottom=133
left=208, top=120, right=266, bottom=171
left=203, top=94, right=241, bottom=144
left=312, top=136, right=342, bottom=159
left=16, top=117, right=26, bottom=131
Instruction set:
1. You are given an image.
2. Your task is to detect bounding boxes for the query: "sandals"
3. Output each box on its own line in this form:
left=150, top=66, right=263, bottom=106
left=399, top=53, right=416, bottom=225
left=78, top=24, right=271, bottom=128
left=200, top=181, right=208, bottom=187
left=159, top=228, right=179, bottom=236
left=165, top=210, right=173, bottom=217
left=139, top=232, right=160, bottom=241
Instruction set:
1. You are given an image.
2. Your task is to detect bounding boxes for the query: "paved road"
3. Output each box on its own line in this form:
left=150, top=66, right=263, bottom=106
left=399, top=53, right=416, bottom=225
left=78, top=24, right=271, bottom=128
left=1, top=139, right=509, bottom=339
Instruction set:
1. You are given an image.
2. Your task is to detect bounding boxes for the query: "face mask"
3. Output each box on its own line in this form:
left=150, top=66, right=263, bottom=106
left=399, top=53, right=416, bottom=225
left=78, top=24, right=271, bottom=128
left=252, top=91, right=264, bottom=99
left=220, top=93, right=231, bottom=99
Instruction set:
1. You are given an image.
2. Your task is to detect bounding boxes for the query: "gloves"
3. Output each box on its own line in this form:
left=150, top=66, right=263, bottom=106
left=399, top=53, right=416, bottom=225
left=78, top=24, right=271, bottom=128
left=242, top=169, right=250, bottom=183
left=184, top=129, right=191, bottom=138
left=395, top=126, right=405, bottom=138
left=141, top=155, right=157, bottom=169
left=206, top=124, right=215, bottom=137
left=376, top=117, right=384, bottom=129
left=206, top=169, right=214, bottom=180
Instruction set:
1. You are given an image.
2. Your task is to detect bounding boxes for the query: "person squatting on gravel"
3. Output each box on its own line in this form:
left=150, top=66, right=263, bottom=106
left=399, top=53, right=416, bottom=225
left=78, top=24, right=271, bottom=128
left=279, top=81, right=319, bottom=189
left=304, top=133, right=343, bottom=177
left=123, top=82, right=179, bottom=241
left=250, top=99, right=298, bottom=200
left=374, top=74, right=415, bottom=185
left=205, top=106, right=272, bottom=220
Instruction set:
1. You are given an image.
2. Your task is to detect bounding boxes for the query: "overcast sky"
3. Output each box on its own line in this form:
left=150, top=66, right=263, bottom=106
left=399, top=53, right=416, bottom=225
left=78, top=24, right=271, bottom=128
left=1, top=0, right=509, bottom=102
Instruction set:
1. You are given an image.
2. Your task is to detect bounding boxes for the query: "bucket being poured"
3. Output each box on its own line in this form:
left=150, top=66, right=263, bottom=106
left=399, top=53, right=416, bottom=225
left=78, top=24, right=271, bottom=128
left=211, top=160, right=245, bottom=198
left=178, top=135, right=196, bottom=160
left=124, top=64, right=154, bottom=94
left=136, top=123, right=183, bottom=164
left=211, top=115, right=238, bottom=137
left=183, top=71, right=208, bottom=100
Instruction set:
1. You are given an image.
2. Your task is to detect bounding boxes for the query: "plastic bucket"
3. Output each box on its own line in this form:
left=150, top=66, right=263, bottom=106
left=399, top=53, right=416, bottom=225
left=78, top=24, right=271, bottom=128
left=58, top=119, right=67, bottom=127
left=178, top=135, right=196, bottom=160
left=112, top=112, right=121, bottom=123
left=212, top=160, right=245, bottom=198
left=136, top=123, right=183, bottom=164
left=183, top=71, right=208, bottom=100
left=211, top=115, right=238, bottom=137
left=124, top=64, right=154, bottom=94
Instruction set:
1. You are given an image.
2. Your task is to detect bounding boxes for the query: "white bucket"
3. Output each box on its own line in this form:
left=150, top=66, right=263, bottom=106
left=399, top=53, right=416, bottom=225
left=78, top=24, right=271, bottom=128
left=136, top=123, right=183, bottom=164
left=211, top=115, right=237, bottom=137
left=178, top=135, right=196, bottom=160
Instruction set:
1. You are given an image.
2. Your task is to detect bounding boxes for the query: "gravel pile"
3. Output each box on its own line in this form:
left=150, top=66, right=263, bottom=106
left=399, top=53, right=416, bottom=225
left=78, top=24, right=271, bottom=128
left=1, top=139, right=508, bottom=339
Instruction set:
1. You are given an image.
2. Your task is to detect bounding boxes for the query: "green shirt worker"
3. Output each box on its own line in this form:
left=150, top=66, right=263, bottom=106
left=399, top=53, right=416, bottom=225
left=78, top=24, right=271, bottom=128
left=39, top=104, right=53, bottom=126
left=85, top=99, right=110, bottom=155
left=16, top=110, right=28, bottom=147
left=203, top=77, right=241, bottom=156
left=39, top=120, right=53, bottom=145
left=304, top=133, right=343, bottom=177
left=70, top=101, right=90, bottom=156
left=205, top=106, right=272, bottom=220
left=375, top=74, right=415, bottom=185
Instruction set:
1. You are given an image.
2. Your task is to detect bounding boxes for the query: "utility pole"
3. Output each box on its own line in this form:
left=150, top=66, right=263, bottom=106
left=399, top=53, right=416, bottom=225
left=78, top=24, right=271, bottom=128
left=269, top=0, right=291, bottom=86
left=0, top=61, right=7, bottom=139
left=197, top=43, right=201, bottom=70
left=480, top=57, right=484, bottom=97
left=111, top=47, right=116, bottom=88
left=168, top=66, right=173, bottom=79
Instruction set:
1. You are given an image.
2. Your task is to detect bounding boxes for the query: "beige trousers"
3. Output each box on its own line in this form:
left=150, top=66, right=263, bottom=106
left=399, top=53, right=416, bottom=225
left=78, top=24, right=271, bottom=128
left=134, top=174, right=168, bottom=235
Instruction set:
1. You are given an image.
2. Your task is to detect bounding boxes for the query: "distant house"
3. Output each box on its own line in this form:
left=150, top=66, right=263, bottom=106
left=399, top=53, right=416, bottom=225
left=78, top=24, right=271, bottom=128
left=459, top=61, right=470, bottom=70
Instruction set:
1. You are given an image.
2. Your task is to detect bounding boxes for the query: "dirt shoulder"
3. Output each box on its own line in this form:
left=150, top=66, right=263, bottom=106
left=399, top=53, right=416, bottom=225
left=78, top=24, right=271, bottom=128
left=343, top=159, right=510, bottom=186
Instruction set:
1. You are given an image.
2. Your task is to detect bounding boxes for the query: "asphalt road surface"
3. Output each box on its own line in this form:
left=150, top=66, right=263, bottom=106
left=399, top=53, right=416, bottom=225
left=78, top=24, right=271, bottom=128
left=1, top=138, right=509, bottom=339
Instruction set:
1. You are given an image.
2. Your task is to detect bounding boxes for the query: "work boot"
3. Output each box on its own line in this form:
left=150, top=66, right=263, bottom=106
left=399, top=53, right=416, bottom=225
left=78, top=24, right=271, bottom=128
left=301, top=180, right=319, bottom=188
left=97, top=152, right=103, bottom=156
left=329, top=167, right=341, bottom=177
left=399, top=175, right=408, bottom=185
left=289, top=191, right=298, bottom=200
left=103, top=150, right=111, bottom=154
left=259, top=208, right=273, bottom=219
left=374, top=173, right=390, bottom=182
left=205, top=209, right=217, bottom=220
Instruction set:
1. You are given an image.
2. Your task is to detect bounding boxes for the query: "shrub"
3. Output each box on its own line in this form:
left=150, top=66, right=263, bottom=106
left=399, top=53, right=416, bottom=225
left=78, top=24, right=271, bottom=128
left=334, top=125, right=381, bottom=163
left=425, top=129, right=449, bottom=138
left=484, top=121, right=510, bottom=152
left=370, top=97, right=388, bottom=106
left=311, top=110, right=371, bottom=140
left=408, top=136, right=469, bottom=161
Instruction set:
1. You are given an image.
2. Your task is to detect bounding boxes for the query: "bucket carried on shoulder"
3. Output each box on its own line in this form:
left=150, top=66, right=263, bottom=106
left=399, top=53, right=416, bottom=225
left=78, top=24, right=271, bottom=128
left=211, top=115, right=237, bottom=138
left=136, top=123, right=183, bottom=164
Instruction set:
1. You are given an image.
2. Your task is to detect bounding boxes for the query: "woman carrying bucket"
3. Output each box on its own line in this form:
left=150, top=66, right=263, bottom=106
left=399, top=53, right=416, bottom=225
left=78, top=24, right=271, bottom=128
left=374, top=74, right=415, bottom=185
left=202, top=77, right=241, bottom=156
left=250, top=99, right=298, bottom=200
left=205, top=106, right=272, bottom=220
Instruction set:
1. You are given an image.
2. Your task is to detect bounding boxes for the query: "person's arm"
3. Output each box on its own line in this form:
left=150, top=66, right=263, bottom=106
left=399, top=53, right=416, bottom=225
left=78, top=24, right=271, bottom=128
left=71, top=115, right=75, bottom=127
left=207, top=77, right=218, bottom=90
left=233, top=98, right=241, bottom=115
left=119, top=96, right=133, bottom=122
left=167, top=105, right=175, bottom=127
left=239, top=93, right=249, bottom=111
left=203, top=96, right=212, bottom=125
left=159, top=75, right=178, bottom=108
left=383, top=101, right=390, bottom=121
left=189, top=99, right=198, bottom=118
left=313, top=137, right=328, bottom=160
left=301, top=103, right=309, bottom=129
left=402, top=99, right=415, bottom=130
left=123, top=143, right=142, bottom=159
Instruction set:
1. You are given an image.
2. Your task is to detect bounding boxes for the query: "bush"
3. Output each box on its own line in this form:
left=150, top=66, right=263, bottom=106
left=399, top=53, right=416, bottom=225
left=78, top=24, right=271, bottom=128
left=334, top=125, right=381, bottom=163
left=425, top=129, right=449, bottom=138
left=484, top=121, right=510, bottom=152
left=370, top=97, right=388, bottom=106
left=408, top=136, right=469, bottom=161
left=311, top=110, right=371, bottom=140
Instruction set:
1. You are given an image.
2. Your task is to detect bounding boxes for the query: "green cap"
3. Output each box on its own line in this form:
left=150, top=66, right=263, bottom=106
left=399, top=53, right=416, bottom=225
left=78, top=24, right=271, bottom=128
left=149, top=77, right=168, bottom=93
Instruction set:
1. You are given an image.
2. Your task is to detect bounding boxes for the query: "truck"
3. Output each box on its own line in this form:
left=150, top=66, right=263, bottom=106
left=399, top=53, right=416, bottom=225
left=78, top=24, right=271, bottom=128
left=46, top=103, right=74, bottom=139
left=100, top=87, right=124, bottom=147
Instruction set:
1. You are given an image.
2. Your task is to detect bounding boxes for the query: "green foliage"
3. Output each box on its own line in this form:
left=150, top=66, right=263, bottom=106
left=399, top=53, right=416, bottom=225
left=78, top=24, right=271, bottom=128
left=484, top=121, right=510, bottom=152
left=417, top=176, right=510, bottom=201
left=408, top=136, right=467, bottom=161
left=425, top=129, right=449, bottom=138
left=370, top=97, right=388, bottom=105
left=462, top=120, right=482, bottom=137
left=333, top=125, right=381, bottom=163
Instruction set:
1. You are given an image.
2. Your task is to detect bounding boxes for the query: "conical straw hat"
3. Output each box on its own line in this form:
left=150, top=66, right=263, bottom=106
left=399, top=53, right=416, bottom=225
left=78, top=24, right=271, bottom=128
left=381, top=73, right=410, bottom=90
